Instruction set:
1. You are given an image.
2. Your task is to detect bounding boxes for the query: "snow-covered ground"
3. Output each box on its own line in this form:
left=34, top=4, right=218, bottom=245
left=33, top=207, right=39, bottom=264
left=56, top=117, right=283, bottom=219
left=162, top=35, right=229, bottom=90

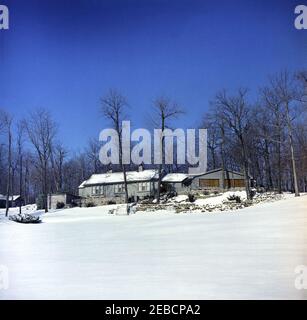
left=0, top=195, right=306, bottom=300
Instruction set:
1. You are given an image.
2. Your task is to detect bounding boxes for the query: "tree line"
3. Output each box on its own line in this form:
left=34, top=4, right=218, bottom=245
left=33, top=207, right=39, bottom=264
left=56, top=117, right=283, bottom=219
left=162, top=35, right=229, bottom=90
left=0, top=70, right=306, bottom=214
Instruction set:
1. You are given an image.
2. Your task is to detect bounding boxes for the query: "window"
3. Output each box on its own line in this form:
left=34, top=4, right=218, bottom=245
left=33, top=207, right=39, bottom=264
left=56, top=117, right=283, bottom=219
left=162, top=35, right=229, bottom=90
left=114, top=184, right=124, bottom=193
left=138, top=182, right=150, bottom=192
left=92, top=185, right=103, bottom=196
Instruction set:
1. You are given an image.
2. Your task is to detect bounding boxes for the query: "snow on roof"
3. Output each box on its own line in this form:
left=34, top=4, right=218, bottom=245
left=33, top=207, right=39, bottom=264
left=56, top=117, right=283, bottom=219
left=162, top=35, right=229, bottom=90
left=162, top=173, right=189, bottom=183
left=78, top=181, right=87, bottom=189
left=188, top=168, right=245, bottom=178
left=81, top=170, right=159, bottom=186
left=0, top=194, right=21, bottom=201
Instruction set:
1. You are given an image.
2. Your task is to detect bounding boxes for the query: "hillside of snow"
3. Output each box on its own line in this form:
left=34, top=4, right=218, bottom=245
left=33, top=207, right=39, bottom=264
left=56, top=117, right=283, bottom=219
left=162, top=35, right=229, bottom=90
left=0, top=195, right=306, bottom=299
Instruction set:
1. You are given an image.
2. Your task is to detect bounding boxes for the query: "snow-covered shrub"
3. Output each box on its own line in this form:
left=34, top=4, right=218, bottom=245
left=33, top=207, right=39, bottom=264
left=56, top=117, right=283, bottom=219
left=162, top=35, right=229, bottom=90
left=167, top=191, right=177, bottom=199
left=227, top=194, right=242, bottom=203
left=71, top=201, right=79, bottom=208
left=56, top=202, right=65, bottom=209
left=86, top=202, right=96, bottom=207
left=250, top=189, right=257, bottom=199
left=188, top=194, right=195, bottom=203
left=9, top=214, right=41, bottom=224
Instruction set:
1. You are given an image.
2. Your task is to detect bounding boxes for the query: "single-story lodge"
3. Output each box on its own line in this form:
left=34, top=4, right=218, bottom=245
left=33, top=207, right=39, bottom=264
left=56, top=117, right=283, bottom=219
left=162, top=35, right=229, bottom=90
left=78, top=167, right=248, bottom=205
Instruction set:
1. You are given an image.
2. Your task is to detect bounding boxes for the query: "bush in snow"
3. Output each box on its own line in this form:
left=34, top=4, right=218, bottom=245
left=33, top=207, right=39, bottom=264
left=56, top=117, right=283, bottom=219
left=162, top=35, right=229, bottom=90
left=167, top=191, right=177, bottom=199
left=250, top=189, right=257, bottom=199
left=188, top=194, right=195, bottom=203
left=56, top=202, right=65, bottom=209
left=9, top=214, right=41, bottom=224
left=86, top=202, right=96, bottom=207
left=227, top=194, right=242, bottom=203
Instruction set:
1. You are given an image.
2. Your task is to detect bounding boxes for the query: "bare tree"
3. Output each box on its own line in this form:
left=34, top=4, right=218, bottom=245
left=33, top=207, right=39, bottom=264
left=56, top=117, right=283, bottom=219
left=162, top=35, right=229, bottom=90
left=16, top=122, right=25, bottom=214
left=201, top=116, right=219, bottom=169
left=152, top=97, right=184, bottom=203
left=297, top=70, right=307, bottom=104
left=0, top=119, right=5, bottom=193
left=86, top=138, right=102, bottom=174
left=214, top=89, right=252, bottom=199
left=206, top=107, right=231, bottom=190
left=50, top=143, right=67, bottom=193
left=101, top=89, right=129, bottom=204
left=251, top=105, right=274, bottom=190
left=24, top=109, right=57, bottom=212
left=260, top=85, right=286, bottom=193
left=0, top=110, right=13, bottom=216
left=23, top=152, right=32, bottom=205
left=269, top=71, right=303, bottom=196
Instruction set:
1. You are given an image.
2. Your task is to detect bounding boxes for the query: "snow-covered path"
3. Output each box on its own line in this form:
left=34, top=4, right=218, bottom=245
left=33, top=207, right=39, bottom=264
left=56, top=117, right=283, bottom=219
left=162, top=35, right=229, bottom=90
left=0, top=196, right=306, bottom=300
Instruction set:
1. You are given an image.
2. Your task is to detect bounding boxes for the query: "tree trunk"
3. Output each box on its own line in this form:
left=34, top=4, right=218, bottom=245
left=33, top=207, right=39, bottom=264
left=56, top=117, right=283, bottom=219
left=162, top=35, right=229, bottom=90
left=240, top=134, right=251, bottom=200
left=210, top=147, right=216, bottom=169
left=289, top=132, right=300, bottom=196
left=156, top=115, right=165, bottom=203
left=50, top=152, right=59, bottom=193
left=286, top=103, right=300, bottom=197
left=220, top=125, right=226, bottom=190
left=264, top=139, right=273, bottom=190
left=5, top=130, right=12, bottom=217
left=121, top=163, right=129, bottom=204
left=118, top=124, right=129, bottom=204
left=59, top=158, right=63, bottom=191
left=277, top=133, right=282, bottom=194
left=44, top=161, right=48, bottom=213
left=19, top=154, right=23, bottom=215
left=24, top=159, right=29, bottom=205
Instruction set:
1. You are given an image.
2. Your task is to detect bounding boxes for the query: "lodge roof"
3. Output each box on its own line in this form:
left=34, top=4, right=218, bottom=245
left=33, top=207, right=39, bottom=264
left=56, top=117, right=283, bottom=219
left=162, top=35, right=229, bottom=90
left=162, top=173, right=190, bottom=183
left=79, top=169, right=159, bottom=187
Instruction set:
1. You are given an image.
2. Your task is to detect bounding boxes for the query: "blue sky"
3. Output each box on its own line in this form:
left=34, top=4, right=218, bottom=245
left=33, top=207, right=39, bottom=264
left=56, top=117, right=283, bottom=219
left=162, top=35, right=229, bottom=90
left=1, top=0, right=306, bottom=151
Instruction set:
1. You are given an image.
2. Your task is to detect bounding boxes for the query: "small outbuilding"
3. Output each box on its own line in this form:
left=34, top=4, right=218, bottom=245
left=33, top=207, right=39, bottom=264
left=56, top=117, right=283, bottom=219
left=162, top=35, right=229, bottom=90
left=0, top=195, right=24, bottom=208
left=47, top=193, right=81, bottom=210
